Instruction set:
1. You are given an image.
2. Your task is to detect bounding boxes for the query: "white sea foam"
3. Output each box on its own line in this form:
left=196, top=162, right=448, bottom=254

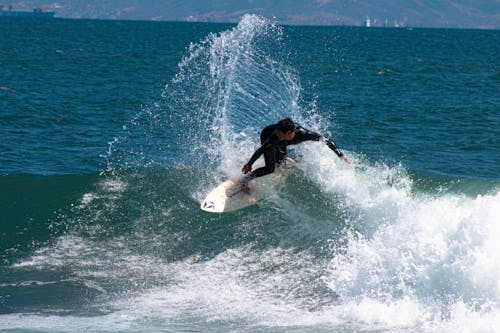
left=293, top=139, right=500, bottom=331
left=9, top=183, right=500, bottom=332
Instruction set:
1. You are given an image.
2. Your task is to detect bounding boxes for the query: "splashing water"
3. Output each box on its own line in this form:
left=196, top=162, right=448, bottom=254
left=107, top=15, right=306, bottom=178
left=169, top=14, right=308, bottom=175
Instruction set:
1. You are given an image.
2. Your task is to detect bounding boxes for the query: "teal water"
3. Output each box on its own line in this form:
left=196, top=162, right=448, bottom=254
left=0, top=15, right=499, bottom=332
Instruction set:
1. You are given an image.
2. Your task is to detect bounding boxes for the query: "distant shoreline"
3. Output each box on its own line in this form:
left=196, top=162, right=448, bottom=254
left=3, top=15, right=499, bottom=31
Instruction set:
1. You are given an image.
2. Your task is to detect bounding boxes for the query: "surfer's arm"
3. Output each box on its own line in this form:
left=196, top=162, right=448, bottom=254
left=242, top=135, right=276, bottom=174
left=243, top=147, right=264, bottom=172
left=324, top=138, right=350, bottom=163
left=323, top=138, right=343, bottom=157
left=297, top=127, right=350, bottom=163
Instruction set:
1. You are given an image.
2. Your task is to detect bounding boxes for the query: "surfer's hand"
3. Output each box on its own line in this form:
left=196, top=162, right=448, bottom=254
left=242, top=164, right=252, bottom=174
left=341, top=156, right=351, bottom=164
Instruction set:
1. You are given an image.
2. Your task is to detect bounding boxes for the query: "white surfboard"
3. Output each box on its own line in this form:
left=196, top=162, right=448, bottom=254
left=200, top=157, right=294, bottom=213
left=200, top=178, right=262, bottom=213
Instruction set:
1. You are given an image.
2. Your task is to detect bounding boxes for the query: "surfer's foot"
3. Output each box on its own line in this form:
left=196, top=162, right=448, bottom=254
left=240, top=182, right=251, bottom=195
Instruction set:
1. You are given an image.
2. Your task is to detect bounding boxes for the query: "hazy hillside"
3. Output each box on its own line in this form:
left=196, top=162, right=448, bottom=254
left=2, top=0, right=499, bottom=28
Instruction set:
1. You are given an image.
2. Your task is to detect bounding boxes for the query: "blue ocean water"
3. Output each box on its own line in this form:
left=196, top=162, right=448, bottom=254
left=0, top=15, right=499, bottom=332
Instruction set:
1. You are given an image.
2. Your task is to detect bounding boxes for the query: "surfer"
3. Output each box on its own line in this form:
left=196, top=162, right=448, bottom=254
left=240, top=118, right=350, bottom=186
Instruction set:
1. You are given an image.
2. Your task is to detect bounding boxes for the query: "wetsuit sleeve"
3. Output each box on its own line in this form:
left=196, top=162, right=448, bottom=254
left=296, top=127, right=344, bottom=158
left=324, top=138, right=344, bottom=158
left=246, top=133, right=278, bottom=167
left=246, top=146, right=264, bottom=167
left=295, top=126, right=322, bottom=142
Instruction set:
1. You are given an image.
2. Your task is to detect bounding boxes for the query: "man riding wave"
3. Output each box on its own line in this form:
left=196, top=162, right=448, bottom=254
left=240, top=118, right=350, bottom=185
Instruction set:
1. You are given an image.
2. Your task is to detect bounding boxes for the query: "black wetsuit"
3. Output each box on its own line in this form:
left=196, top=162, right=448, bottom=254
left=245, top=124, right=344, bottom=179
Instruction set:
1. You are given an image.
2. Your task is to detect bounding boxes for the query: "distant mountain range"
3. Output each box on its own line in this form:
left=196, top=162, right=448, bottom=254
left=3, top=0, right=499, bottom=29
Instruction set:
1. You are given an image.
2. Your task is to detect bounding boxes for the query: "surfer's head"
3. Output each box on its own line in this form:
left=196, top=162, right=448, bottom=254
left=276, top=118, right=295, bottom=141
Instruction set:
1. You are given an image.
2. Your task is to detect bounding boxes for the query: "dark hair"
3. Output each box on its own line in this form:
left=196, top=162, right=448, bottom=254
left=276, top=118, right=295, bottom=133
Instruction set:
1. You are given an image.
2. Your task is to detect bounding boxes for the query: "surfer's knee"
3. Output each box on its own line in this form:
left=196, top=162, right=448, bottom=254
left=251, top=164, right=275, bottom=178
left=262, top=163, right=275, bottom=175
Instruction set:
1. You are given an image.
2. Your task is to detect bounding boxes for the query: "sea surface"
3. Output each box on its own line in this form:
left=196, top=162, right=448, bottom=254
left=1, top=15, right=499, bottom=333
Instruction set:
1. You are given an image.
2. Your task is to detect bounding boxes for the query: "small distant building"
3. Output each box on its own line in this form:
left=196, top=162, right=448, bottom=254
left=365, top=16, right=371, bottom=27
